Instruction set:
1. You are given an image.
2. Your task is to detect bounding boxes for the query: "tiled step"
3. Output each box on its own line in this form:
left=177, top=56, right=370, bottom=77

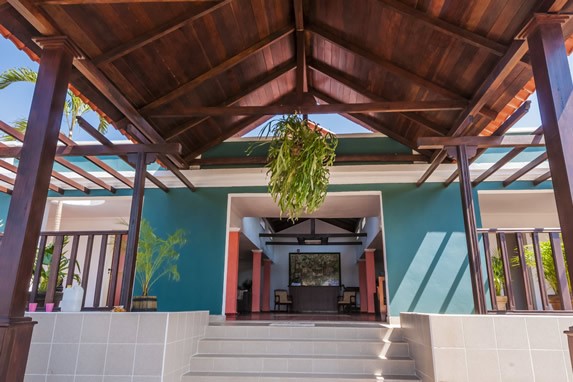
left=198, top=338, right=410, bottom=358
left=205, top=324, right=404, bottom=342
left=182, top=371, right=421, bottom=382
left=188, top=354, right=417, bottom=375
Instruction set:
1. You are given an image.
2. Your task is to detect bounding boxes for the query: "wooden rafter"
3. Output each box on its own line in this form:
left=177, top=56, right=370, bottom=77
left=165, top=60, right=296, bottom=140
left=0, top=143, right=182, bottom=158
left=308, top=23, right=468, bottom=101
left=471, top=148, right=528, bottom=187
left=533, top=171, right=552, bottom=185
left=140, top=25, right=295, bottom=113
left=91, top=1, right=232, bottom=66
left=0, top=159, right=63, bottom=193
left=503, top=152, right=548, bottom=187
left=77, top=117, right=168, bottom=191
left=37, top=0, right=224, bottom=4
left=152, top=100, right=467, bottom=117
left=294, top=0, right=307, bottom=102
left=417, top=135, right=545, bottom=149
left=308, top=59, right=447, bottom=136
left=443, top=101, right=531, bottom=186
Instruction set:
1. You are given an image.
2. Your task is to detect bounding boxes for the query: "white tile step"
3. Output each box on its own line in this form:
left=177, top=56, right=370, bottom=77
left=204, top=326, right=404, bottom=341
left=182, top=371, right=421, bottom=382
left=198, top=338, right=410, bottom=358
left=189, top=354, right=416, bottom=375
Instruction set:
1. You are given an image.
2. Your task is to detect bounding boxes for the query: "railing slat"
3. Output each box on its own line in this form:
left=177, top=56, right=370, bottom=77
left=498, top=233, right=516, bottom=311
left=516, top=232, right=534, bottom=310
left=532, top=232, right=550, bottom=310
left=92, top=235, right=108, bottom=308
left=482, top=233, right=498, bottom=310
left=65, top=235, right=80, bottom=287
left=29, top=235, right=48, bottom=303
left=81, top=234, right=95, bottom=309
left=45, top=235, right=65, bottom=305
left=549, top=232, right=572, bottom=310
left=106, top=235, right=122, bottom=308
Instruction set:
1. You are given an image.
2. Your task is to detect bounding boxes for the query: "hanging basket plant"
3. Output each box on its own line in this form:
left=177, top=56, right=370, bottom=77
left=250, top=114, right=338, bottom=220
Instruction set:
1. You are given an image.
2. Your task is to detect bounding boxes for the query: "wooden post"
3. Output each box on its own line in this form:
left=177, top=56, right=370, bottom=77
left=451, top=144, right=487, bottom=314
left=358, top=260, right=368, bottom=312
left=121, top=152, right=148, bottom=311
left=0, top=37, right=80, bottom=381
left=364, top=249, right=376, bottom=314
left=251, top=250, right=262, bottom=313
left=262, top=259, right=271, bottom=312
left=524, top=15, right=573, bottom=293
left=225, top=229, right=240, bottom=315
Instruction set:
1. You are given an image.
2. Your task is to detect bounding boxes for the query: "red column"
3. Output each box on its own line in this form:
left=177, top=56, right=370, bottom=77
left=0, top=37, right=80, bottom=381
left=225, top=229, right=240, bottom=315
left=365, top=249, right=376, bottom=314
left=358, top=260, right=367, bottom=312
left=262, top=259, right=272, bottom=312
left=251, top=250, right=262, bottom=313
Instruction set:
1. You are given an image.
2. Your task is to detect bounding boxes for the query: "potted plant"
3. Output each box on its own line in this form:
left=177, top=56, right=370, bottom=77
left=132, top=219, right=186, bottom=311
left=249, top=115, right=338, bottom=221
left=491, top=254, right=508, bottom=310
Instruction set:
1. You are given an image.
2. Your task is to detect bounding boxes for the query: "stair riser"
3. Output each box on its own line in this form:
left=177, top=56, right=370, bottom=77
left=205, top=326, right=404, bottom=341
left=188, top=357, right=416, bottom=375
left=182, top=376, right=418, bottom=382
left=198, top=340, right=409, bottom=358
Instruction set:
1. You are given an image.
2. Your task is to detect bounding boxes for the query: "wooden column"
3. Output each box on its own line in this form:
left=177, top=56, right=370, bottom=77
left=451, top=144, right=487, bottom=314
left=524, top=16, right=573, bottom=307
left=0, top=37, right=79, bottom=382
left=121, top=152, right=149, bottom=311
left=251, top=249, right=262, bottom=313
left=364, top=249, right=376, bottom=314
left=262, top=259, right=272, bottom=312
left=225, top=229, right=240, bottom=315
left=358, top=260, right=368, bottom=312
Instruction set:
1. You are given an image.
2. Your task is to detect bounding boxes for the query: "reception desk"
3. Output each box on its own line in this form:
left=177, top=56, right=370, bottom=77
left=289, top=286, right=339, bottom=312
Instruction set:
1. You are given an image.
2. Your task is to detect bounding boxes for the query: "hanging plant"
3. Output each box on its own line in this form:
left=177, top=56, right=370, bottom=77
left=249, top=115, right=338, bottom=221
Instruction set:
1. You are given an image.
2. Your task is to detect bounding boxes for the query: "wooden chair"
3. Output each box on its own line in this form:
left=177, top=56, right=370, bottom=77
left=337, top=291, right=356, bottom=313
left=274, top=289, right=293, bottom=312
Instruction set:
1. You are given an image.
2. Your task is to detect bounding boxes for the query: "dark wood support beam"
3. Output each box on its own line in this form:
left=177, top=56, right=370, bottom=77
left=0, top=37, right=78, bottom=381
left=151, top=100, right=466, bottom=117
left=0, top=158, right=63, bottom=194
left=443, top=101, right=532, bottom=186
left=140, top=26, right=294, bottom=113
left=294, top=0, right=307, bottom=103
left=39, top=0, right=225, bottom=4
left=0, top=142, right=181, bottom=157
left=502, top=152, right=548, bottom=187
left=189, top=153, right=426, bottom=166
left=471, top=148, right=527, bottom=187
left=165, top=60, right=296, bottom=140
left=91, top=0, right=232, bottom=66
left=77, top=117, right=169, bottom=191
left=308, top=60, right=447, bottom=136
left=533, top=171, right=552, bottom=185
left=418, top=134, right=545, bottom=149
left=450, top=145, right=487, bottom=314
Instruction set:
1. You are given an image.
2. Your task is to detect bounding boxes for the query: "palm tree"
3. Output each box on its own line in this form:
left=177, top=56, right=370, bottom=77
left=0, top=67, right=108, bottom=140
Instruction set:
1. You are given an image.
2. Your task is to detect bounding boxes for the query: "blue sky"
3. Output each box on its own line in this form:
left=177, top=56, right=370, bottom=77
left=0, top=36, right=550, bottom=141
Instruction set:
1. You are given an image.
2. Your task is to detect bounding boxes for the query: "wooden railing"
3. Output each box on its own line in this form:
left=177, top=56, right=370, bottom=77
left=27, top=230, right=129, bottom=311
left=478, top=228, right=572, bottom=313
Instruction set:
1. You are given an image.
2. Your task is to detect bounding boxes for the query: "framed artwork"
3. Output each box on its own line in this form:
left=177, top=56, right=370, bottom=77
left=289, top=252, right=341, bottom=286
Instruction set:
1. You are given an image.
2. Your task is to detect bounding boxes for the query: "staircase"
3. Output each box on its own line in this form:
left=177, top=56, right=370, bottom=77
left=182, top=322, right=420, bottom=381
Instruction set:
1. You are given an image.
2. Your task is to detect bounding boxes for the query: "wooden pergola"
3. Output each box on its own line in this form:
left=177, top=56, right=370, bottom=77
left=2, top=0, right=573, bottom=379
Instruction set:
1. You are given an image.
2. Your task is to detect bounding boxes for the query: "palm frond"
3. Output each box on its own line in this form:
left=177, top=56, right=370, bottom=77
left=0, top=67, right=38, bottom=90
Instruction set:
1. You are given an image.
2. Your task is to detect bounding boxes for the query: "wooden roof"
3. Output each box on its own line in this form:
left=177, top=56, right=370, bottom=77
left=1, top=0, right=573, bottom=174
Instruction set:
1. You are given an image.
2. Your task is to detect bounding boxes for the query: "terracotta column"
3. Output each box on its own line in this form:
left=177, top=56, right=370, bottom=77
left=251, top=250, right=262, bottom=313
left=364, top=248, right=376, bottom=314
left=225, top=228, right=240, bottom=315
left=262, top=259, right=272, bottom=312
left=0, top=37, right=80, bottom=381
left=523, top=15, right=573, bottom=310
left=358, top=260, right=367, bottom=312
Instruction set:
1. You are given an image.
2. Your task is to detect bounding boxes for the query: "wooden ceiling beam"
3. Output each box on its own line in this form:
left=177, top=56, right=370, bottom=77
left=418, top=134, right=545, bottom=149
left=533, top=171, right=552, bottom=185
left=37, top=0, right=224, bottom=5
left=189, top=153, right=427, bottom=166
left=0, top=159, right=63, bottom=193
left=77, top=117, right=169, bottom=191
left=294, top=0, right=307, bottom=102
left=140, top=25, right=295, bottom=113
left=471, top=148, right=528, bottom=187
left=183, top=114, right=273, bottom=161
left=308, top=23, right=468, bottom=101
left=308, top=59, right=448, bottom=136
left=152, top=100, right=466, bottom=117
left=91, top=1, right=232, bottom=66
left=165, top=60, right=296, bottom=140
left=503, top=152, right=548, bottom=187
left=0, top=143, right=181, bottom=158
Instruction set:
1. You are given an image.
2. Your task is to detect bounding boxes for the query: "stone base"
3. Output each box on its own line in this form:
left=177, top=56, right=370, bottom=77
left=0, top=317, right=36, bottom=382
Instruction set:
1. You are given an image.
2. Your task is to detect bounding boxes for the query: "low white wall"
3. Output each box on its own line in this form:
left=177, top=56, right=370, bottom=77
left=25, top=311, right=209, bottom=382
left=401, top=312, right=573, bottom=382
